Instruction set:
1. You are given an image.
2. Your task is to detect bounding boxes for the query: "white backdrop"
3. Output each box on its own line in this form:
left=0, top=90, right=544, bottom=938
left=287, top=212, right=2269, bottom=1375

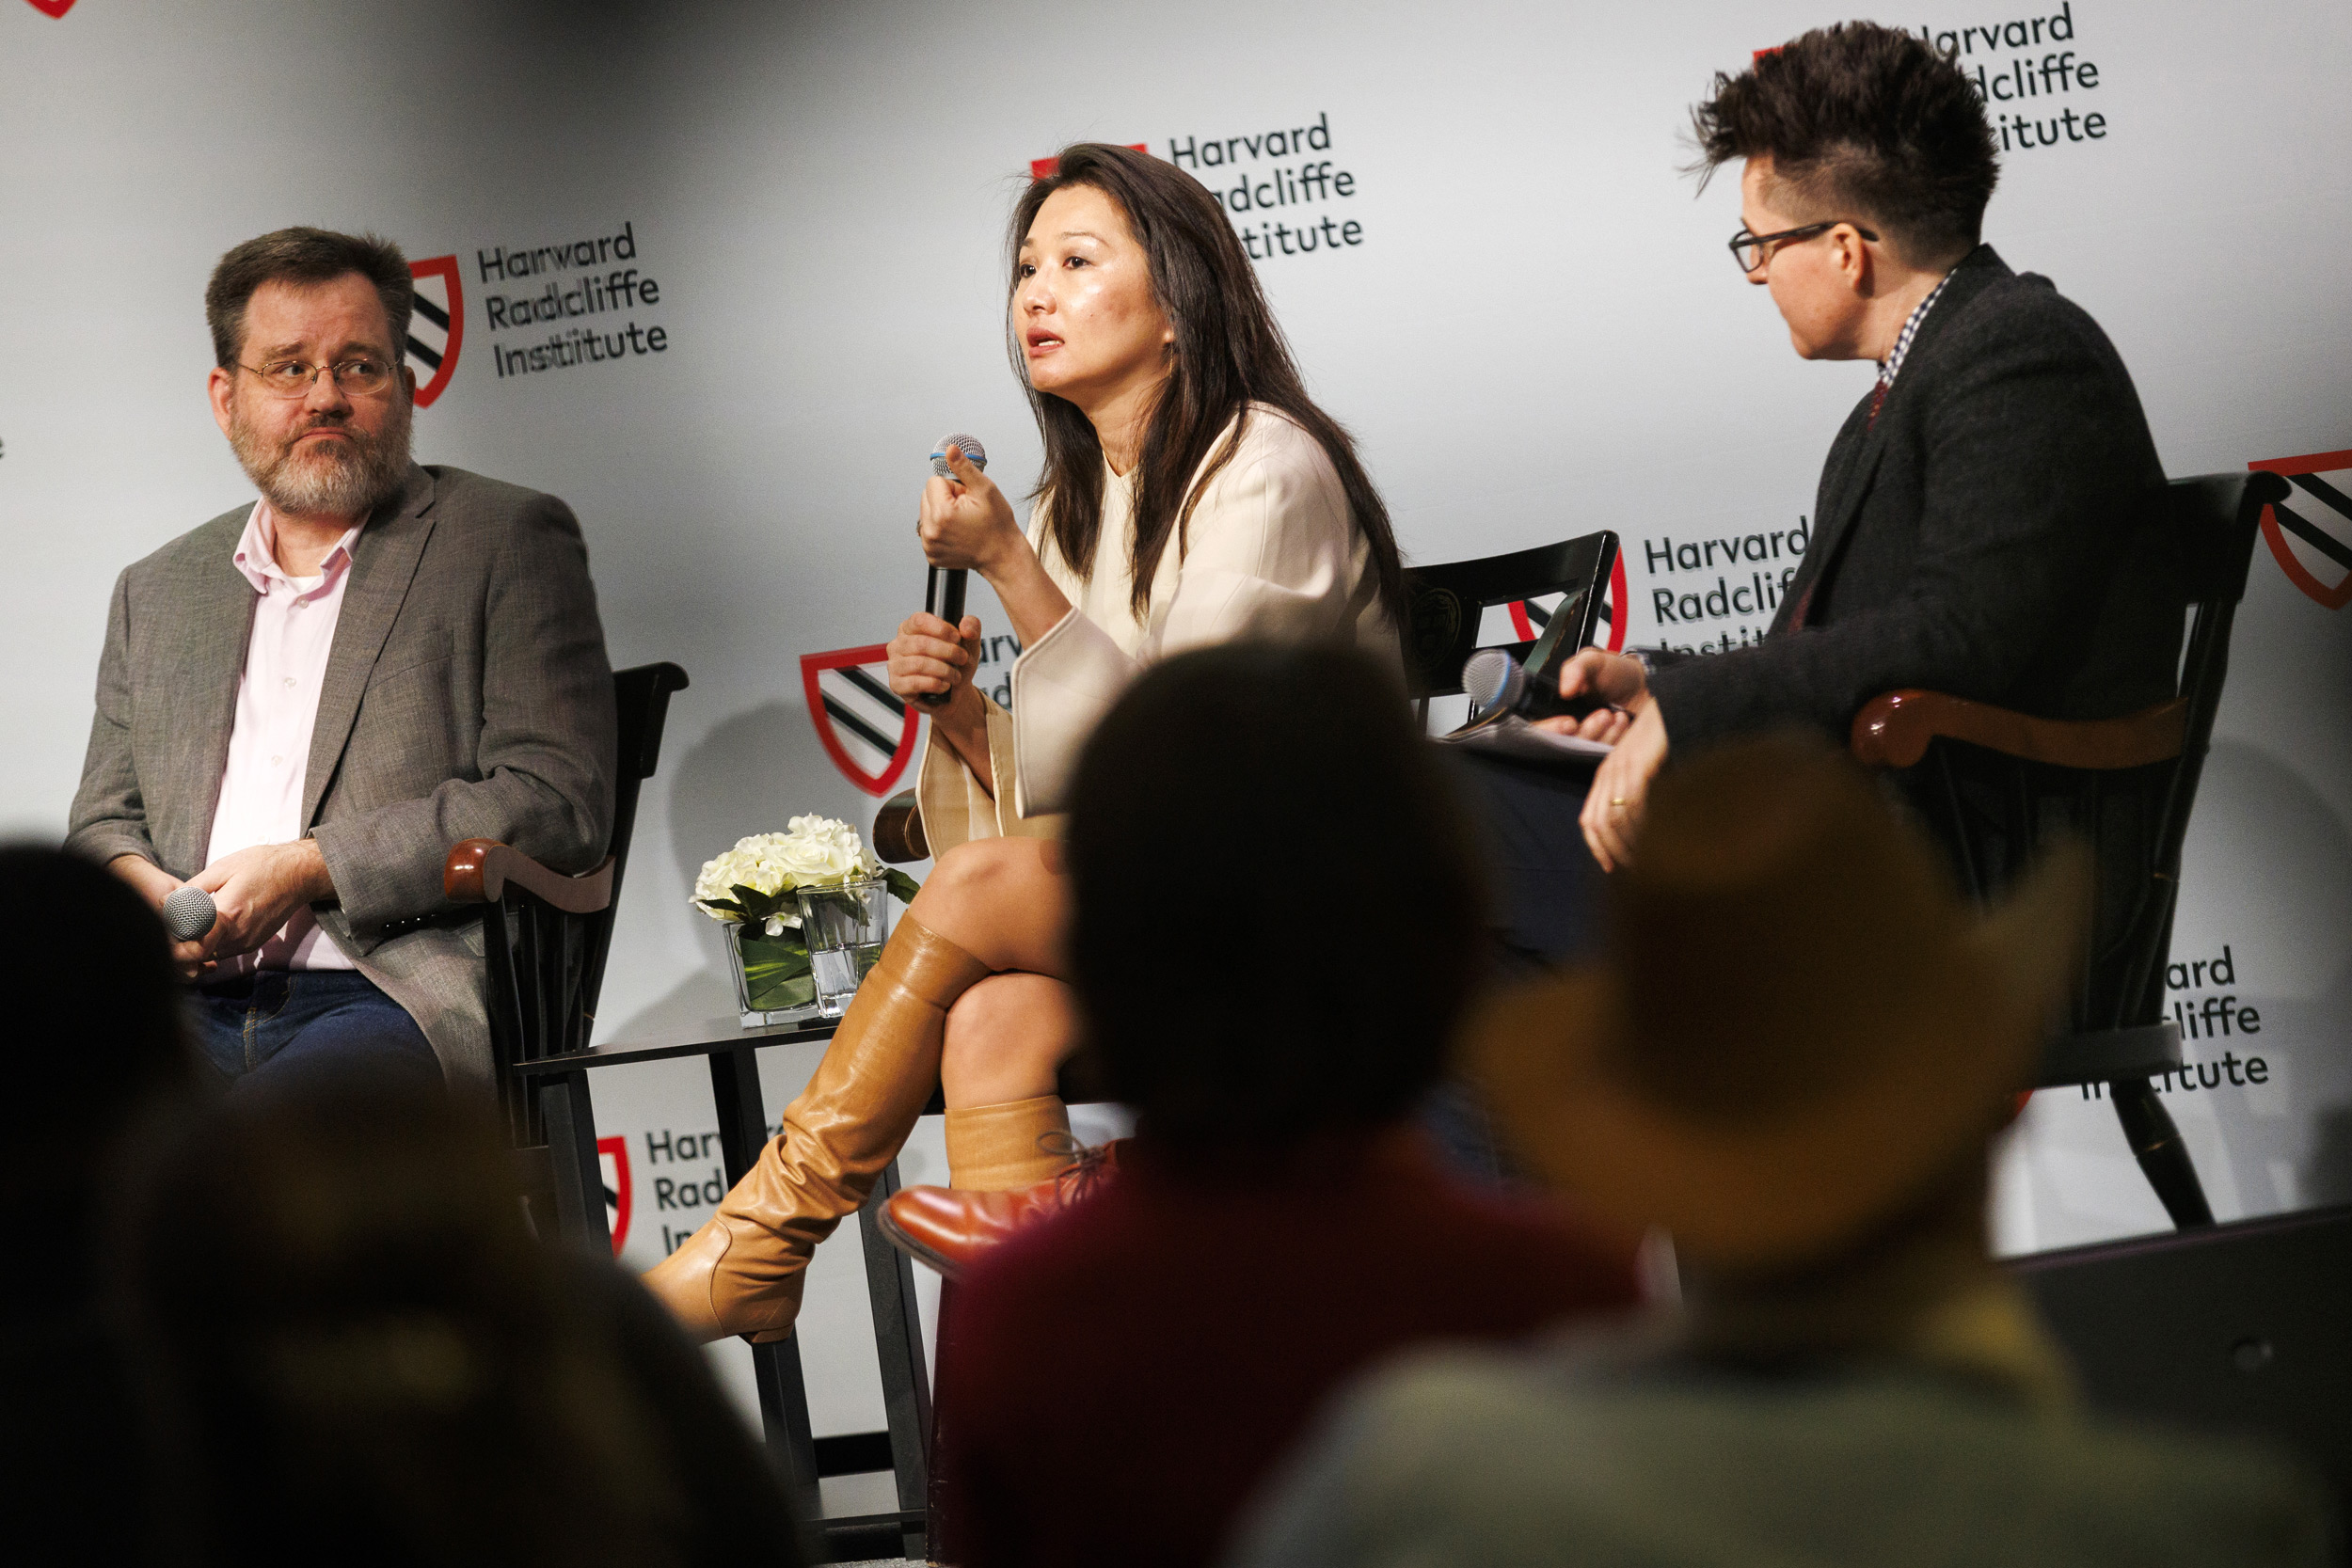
left=4, top=0, right=2347, bottom=1442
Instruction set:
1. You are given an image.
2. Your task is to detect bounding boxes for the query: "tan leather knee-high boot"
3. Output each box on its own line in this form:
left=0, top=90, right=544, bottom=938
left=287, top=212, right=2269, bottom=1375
left=643, top=917, right=988, bottom=1343
left=945, top=1095, right=1074, bottom=1192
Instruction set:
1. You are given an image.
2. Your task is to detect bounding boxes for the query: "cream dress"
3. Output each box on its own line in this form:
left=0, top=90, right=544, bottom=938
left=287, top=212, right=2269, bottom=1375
left=914, top=404, right=1399, bottom=853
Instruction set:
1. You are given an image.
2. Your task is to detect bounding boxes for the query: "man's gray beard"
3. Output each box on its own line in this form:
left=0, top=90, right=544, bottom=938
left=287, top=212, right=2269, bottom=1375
left=230, top=395, right=413, bottom=520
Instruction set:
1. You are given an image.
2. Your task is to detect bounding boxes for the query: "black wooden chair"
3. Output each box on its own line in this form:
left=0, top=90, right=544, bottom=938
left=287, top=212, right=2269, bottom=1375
left=453, top=663, right=947, bottom=1560
left=1849, top=471, right=2289, bottom=1229
left=444, top=660, right=690, bottom=1240
left=1402, top=531, right=1620, bottom=724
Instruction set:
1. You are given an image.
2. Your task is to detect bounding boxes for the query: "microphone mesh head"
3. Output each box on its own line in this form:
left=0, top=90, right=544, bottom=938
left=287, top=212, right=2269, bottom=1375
left=1461, top=648, right=1528, bottom=714
left=930, top=433, right=988, bottom=477
left=161, top=884, right=218, bottom=942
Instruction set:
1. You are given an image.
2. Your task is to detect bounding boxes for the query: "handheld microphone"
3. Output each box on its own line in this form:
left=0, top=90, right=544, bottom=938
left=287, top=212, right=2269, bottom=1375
left=1462, top=647, right=1610, bottom=724
left=920, top=434, right=988, bottom=708
left=161, top=884, right=218, bottom=942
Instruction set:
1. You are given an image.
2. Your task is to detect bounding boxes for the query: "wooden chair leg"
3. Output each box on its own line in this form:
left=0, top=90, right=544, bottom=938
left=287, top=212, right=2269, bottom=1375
left=2110, top=1077, right=2216, bottom=1228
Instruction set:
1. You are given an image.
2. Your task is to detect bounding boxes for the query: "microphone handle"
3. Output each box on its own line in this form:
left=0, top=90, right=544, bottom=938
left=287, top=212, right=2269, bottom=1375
left=914, top=567, right=972, bottom=710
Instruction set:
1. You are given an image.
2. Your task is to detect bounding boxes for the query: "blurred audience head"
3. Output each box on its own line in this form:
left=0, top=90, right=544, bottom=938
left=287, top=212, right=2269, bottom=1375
left=1066, top=642, right=1483, bottom=1160
left=1472, top=735, right=2086, bottom=1279
left=2, top=845, right=195, bottom=1216
left=119, top=1076, right=716, bottom=1566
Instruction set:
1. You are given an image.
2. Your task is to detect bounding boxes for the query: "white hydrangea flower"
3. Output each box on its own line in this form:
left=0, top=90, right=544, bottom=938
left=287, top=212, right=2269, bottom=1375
left=691, top=816, right=877, bottom=923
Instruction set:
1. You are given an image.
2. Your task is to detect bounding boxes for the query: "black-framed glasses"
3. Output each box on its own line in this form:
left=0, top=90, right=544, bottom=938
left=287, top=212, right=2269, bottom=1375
left=1728, top=220, right=1879, bottom=274
left=236, top=356, right=396, bottom=399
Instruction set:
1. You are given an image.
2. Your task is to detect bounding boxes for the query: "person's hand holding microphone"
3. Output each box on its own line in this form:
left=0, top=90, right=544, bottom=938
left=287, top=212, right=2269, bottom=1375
left=1533, top=647, right=1671, bottom=873
left=888, top=437, right=1012, bottom=720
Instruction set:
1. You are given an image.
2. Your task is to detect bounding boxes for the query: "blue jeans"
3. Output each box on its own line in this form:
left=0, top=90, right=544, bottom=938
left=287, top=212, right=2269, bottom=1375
left=186, top=970, right=440, bottom=1096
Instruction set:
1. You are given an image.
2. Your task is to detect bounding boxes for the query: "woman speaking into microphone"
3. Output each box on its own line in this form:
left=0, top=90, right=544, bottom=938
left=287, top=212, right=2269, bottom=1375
left=645, top=142, right=1405, bottom=1344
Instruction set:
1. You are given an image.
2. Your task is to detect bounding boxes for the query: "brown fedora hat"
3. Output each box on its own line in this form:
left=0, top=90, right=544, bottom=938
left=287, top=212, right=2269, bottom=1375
left=1469, top=735, right=2089, bottom=1273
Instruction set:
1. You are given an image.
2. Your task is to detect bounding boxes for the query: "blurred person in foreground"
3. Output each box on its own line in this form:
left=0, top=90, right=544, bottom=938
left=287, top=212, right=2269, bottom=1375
left=116, top=1075, right=803, bottom=1567
left=1228, top=737, right=2335, bottom=1568
left=645, top=143, right=1406, bottom=1343
left=1533, top=24, right=2175, bottom=878
left=0, top=846, right=200, bottom=1554
left=68, top=226, right=615, bottom=1098
left=922, top=644, right=1642, bottom=1568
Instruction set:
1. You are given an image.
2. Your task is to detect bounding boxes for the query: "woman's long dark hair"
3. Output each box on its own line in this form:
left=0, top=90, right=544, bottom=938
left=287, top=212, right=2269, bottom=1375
left=1009, top=143, right=1406, bottom=627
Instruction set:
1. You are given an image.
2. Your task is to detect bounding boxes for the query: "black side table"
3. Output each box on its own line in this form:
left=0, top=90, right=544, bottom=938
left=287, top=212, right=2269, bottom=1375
left=516, top=1017, right=933, bottom=1563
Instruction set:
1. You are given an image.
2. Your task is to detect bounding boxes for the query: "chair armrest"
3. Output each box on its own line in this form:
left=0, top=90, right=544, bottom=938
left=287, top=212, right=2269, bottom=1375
left=443, top=839, right=615, bottom=913
left=872, top=791, right=929, bottom=863
left=1850, top=690, right=2188, bottom=771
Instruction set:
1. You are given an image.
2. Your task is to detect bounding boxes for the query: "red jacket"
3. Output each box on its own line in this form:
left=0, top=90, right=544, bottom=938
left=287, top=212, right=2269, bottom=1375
left=930, top=1129, right=1641, bottom=1568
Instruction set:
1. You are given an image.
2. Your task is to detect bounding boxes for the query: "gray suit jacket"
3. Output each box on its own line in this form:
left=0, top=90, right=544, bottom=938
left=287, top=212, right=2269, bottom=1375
left=67, top=464, right=617, bottom=1090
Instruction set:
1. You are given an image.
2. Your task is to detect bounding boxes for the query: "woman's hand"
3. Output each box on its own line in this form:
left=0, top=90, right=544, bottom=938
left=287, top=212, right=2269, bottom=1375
left=918, top=444, right=1026, bottom=578
left=889, top=610, right=995, bottom=795
left=888, top=611, right=985, bottom=710
left=919, top=443, right=1078, bottom=649
left=1580, top=703, right=1670, bottom=873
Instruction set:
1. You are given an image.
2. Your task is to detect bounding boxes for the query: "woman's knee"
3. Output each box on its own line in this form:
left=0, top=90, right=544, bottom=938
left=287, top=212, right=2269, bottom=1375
left=911, top=838, right=1068, bottom=968
left=941, top=974, right=1079, bottom=1100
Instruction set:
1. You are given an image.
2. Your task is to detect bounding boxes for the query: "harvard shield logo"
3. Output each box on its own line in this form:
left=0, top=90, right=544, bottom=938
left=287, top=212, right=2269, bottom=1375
left=597, top=1134, right=632, bottom=1257
left=2250, top=450, right=2352, bottom=610
left=1507, top=551, right=1630, bottom=654
left=24, top=1, right=77, bottom=16
left=405, top=255, right=466, bottom=408
left=801, top=643, right=919, bottom=797
left=1032, top=144, right=1149, bottom=179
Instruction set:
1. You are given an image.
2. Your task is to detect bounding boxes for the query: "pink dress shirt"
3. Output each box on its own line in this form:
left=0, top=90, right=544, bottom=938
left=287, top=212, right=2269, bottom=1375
left=202, top=499, right=361, bottom=974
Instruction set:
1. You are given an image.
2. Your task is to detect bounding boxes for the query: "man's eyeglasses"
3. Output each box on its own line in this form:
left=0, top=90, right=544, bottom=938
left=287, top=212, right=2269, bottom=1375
left=1728, top=220, right=1879, bottom=274
left=236, top=356, right=396, bottom=399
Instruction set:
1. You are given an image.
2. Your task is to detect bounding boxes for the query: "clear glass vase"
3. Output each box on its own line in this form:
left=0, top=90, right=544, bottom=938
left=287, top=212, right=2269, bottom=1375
left=721, top=920, right=821, bottom=1028
left=795, top=877, right=893, bottom=1021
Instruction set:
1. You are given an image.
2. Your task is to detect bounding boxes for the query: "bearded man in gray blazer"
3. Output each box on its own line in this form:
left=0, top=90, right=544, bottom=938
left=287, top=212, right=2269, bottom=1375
left=68, top=227, right=615, bottom=1094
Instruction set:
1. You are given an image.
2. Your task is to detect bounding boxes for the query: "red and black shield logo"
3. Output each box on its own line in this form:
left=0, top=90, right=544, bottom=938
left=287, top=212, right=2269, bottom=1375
left=2250, top=450, right=2352, bottom=610
left=597, top=1134, right=631, bottom=1257
left=1031, top=143, right=1150, bottom=179
left=1507, top=550, right=1629, bottom=654
left=405, top=255, right=466, bottom=408
left=801, top=643, right=919, bottom=797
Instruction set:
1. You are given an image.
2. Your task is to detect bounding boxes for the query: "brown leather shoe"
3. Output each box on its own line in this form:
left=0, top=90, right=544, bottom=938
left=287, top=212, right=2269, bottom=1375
left=641, top=916, right=989, bottom=1343
left=878, top=1139, right=1121, bottom=1280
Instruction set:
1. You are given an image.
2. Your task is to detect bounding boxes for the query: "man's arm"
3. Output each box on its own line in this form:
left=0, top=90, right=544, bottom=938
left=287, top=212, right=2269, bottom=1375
left=310, top=493, right=618, bottom=929
left=1648, top=307, right=2156, bottom=751
left=66, top=567, right=165, bottom=872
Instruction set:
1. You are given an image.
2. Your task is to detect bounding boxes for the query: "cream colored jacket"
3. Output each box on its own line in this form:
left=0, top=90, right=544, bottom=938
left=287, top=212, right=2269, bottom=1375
left=914, top=404, right=1398, bottom=853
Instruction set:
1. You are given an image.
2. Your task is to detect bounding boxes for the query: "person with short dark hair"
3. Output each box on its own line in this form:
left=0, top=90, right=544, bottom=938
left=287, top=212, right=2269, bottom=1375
left=116, top=1075, right=804, bottom=1566
left=918, top=644, right=1641, bottom=1568
left=1537, top=24, right=2173, bottom=877
left=68, top=226, right=615, bottom=1096
left=1228, top=738, right=2334, bottom=1568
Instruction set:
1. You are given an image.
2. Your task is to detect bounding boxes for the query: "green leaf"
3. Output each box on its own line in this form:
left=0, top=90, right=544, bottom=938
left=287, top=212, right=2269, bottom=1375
left=743, top=969, right=816, bottom=1010
left=699, top=896, right=751, bottom=919
left=738, top=930, right=810, bottom=975
left=730, top=882, right=795, bottom=925
left=883, top=868, right=922, bottom=905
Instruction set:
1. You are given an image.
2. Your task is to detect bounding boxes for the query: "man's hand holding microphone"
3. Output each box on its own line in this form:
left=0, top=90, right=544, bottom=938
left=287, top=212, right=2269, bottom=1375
left=107, top=838, right=336, bottom=981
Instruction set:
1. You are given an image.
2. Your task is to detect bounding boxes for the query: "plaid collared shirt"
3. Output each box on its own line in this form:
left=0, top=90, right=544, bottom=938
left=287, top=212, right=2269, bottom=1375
left=1878, top=271, right=1954, bottom=392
